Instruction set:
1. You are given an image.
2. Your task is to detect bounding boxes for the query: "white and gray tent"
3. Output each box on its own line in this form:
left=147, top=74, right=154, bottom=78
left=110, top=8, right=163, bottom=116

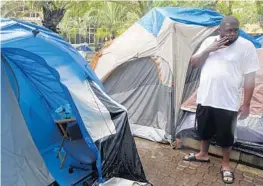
left=92, top=7, right=261, bottom=143
left=102, top=56, right=174, bottom=142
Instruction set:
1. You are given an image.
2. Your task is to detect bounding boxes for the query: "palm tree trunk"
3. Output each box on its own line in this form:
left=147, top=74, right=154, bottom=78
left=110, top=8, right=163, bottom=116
left=227, top=1, right=233, bottom=16
left=255, top=1, right=263, bottom=29
left=42, top=1, right=66, bottom=33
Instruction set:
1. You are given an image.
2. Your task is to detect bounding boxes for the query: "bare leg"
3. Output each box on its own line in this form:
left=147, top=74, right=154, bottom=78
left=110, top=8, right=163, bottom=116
left=195, top=140, right=210, bottom=160
left=221, top=147, right=234, bottom=183
left=221, top=147, right=232, bottom=170
left=184, top=140, right=210, bottom=160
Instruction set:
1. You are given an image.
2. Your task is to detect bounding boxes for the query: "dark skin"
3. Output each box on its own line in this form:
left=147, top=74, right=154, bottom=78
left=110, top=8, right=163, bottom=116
left=240, top=73, right=255, bottom=120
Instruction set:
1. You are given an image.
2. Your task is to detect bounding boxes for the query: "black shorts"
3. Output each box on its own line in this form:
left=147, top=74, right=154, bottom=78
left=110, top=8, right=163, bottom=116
left=196, top=104, right=238, bottom=147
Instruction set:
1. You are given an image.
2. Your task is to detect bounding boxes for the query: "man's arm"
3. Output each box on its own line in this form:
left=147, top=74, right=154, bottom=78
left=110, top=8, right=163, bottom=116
left=238, top=41, right=260, bottom=120
left=190, top=49, right=212, bottom=68
left=243, top=72, right=256, bottom=106
left=239, top=72, right=256, bottom=119
left=190, top=37, right=229, bottom=68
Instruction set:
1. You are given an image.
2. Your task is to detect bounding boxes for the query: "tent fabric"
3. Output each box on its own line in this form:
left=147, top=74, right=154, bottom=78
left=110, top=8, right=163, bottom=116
left=89, top=82, right=146, bottom=181
left=2, top=47, right=104, bottom=185
left=253, top=34, right=263, bottom=46
left=93, top=17, right=219, bottom=142
left=99, top=177, right=146, bottom=186
left=1, top=62, right=55, bottom=186
left=176, top=113, right=263, bottom=157
left=73, top=43, right=93, bottom=52
left=138, top=8, right=261, bottom=48
left=103, top=56, right=174, bottom=141
left=1, top=18, right=102, bottom=88
left=138, top=7, right=223, bottom=36
left=72, top=43, right=94, bottom=59
left=1, top=18, right=147, bottom=185
left=238, top=30, right=262, bottom=49
left=93, top=7, right=261, bottom=142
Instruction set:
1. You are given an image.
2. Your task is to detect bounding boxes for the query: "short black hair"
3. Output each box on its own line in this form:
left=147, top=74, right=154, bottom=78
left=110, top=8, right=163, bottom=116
left=220, top=16, right=240, bottom=28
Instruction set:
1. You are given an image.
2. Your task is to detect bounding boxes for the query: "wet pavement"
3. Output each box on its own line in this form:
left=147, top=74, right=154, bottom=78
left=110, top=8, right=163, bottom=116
left=135, top=138, right=263, bottom=186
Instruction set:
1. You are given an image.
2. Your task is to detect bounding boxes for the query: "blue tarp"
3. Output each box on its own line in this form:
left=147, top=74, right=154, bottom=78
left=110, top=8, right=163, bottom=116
left=254, top=34, right=263, bottom=45
left=1, top=18, right=104, bottom=185
left=76, top=44, right=93, bottom=52
left=138, top=7, right=261, bottom=48
left=138, top=7, right=222, bottom=36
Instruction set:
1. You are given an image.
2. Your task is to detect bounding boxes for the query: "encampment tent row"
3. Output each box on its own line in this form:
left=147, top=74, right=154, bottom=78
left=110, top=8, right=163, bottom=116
left=92, top=7, right=263, bottom=160
left=1, top=7, right=263, bottom=186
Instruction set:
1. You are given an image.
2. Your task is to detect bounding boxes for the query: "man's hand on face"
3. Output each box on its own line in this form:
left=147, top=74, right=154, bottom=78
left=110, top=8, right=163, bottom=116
left=206, top=37, right=229, bottom=53
left=238, top=104, right=250, bottom=120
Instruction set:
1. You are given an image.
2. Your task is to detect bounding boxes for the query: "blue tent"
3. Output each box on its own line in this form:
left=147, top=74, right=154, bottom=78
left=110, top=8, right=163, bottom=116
left=76, top=44, right=93, bottom=52
left=253, top=34, right=263, bottom=46
left=1, top=18, right=147, bottom=186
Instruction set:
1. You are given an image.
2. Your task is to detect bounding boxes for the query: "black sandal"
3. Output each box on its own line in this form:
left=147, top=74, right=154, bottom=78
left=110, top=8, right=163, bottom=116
left=220, top=168, right=235, bottom=184
left=183, top=153, right=210, bottom=162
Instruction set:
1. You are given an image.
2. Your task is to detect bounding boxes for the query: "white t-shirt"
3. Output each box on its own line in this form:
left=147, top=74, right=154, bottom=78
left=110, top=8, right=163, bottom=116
left=196, top=36, right=260, bottom=111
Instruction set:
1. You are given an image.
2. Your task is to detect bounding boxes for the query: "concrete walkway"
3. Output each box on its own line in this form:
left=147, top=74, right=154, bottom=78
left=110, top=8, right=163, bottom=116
left=135, top=138, right=263, bottom=186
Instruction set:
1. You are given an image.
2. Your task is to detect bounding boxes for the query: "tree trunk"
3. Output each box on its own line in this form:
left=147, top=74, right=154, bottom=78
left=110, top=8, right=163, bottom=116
left=138, top=1, right=153, bottom=17
left=227, top=1, right=233, bottom=16
left=42, top=1, right=66, bottom=33
left=210, top=0, right=219, bottom=11
left=255, top=1, right=263, bottom=29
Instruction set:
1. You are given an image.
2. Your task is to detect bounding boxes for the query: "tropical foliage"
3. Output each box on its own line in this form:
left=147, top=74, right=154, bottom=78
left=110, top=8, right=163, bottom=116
left=1, top=0, right=262, bottom=46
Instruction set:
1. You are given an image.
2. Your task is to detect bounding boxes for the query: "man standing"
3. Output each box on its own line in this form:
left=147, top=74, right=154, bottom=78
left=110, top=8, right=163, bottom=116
left=183, top=16, right=259, bottom=184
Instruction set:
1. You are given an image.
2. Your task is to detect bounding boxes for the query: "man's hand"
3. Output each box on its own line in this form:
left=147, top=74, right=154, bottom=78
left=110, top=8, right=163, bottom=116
left=206, top=37, right=229, bottom=53
left=238, top=104, right=250, bottom=120
left=190, top=37, right=229, bottom=68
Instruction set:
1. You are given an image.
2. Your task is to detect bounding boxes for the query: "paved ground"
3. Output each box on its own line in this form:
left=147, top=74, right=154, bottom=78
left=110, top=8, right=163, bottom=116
left=135, top=138, right=263, bottom=186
